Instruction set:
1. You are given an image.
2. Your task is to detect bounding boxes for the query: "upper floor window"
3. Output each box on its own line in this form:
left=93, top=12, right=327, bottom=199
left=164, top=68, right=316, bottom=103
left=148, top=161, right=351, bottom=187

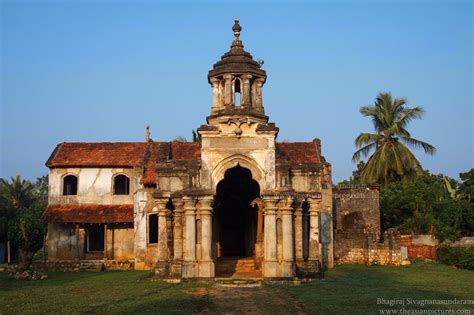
left=63, top=175, right=78, bottom=195
left=114, top=174, right=130, bottom=195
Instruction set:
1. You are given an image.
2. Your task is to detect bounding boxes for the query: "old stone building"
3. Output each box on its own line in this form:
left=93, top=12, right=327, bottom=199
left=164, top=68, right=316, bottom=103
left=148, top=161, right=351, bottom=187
left=43, top=20, right=398, bottom=279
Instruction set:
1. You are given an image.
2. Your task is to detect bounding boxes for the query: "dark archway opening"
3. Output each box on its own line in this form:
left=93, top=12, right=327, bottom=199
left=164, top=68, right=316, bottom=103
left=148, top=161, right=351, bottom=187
left=215, top=165, right=260, bottom=257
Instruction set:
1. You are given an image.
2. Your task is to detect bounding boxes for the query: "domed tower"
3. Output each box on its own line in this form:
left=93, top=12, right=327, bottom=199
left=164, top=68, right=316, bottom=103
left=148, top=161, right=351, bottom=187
left=208, top=19, right=267, bottom=121
left=198, top=19, right=278, bottom=192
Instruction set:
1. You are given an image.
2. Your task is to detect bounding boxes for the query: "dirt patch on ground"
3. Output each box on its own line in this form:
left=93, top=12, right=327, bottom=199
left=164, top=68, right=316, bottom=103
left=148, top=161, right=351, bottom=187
left=191, top=285, right=308, bottom=315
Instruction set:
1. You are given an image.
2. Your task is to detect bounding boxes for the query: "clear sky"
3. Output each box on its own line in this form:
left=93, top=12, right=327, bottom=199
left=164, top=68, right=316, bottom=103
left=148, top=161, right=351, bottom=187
left=1, top=0, right=473, bottom=183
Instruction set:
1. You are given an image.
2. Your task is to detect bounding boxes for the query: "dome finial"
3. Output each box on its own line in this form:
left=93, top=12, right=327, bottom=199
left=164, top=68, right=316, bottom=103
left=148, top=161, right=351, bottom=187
left=232, top=19, right=241, bottom=39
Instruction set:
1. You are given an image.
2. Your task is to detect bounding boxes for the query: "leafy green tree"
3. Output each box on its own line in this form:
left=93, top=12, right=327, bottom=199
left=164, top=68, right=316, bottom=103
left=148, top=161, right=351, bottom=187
left=0, top=175, right=33, bottom=208
left=380, top=171, right=474, bottom=241
left=172, top=136, right=187, bottom=142
left=8, top=202, right=45, bottom=270
left=459, top=168, right=474, bottom=202
left=0, top=175, right=47, bottom=269
left=352, top=92, right=436, bottom=187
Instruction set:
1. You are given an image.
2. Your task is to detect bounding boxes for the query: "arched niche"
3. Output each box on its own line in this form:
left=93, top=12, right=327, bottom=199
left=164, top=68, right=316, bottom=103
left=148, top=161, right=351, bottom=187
left=211, top=154, right=265, bottom=193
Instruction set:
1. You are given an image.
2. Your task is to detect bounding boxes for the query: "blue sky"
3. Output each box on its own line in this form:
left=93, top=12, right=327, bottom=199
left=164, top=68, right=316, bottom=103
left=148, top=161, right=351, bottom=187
left=1, top=0, right=472, bottom=183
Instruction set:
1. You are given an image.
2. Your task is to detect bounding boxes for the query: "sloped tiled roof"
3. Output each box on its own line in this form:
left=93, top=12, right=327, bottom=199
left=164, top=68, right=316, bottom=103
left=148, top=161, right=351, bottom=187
left=171, top=142, right=201, bottom=160
left=141, top=142, right=161, bottom=185
left=275, top=142, right=320, bottom=164
left=46, top=142, right=147, bottom=167
left=46, top=141, right=322, bottom=186
left=43, top=204, right=134, bottom=224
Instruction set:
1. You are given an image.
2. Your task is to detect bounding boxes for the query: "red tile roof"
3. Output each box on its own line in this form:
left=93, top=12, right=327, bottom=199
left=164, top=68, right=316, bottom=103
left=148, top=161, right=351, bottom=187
left=141, top=142, right=161, bottom=185
left=43, top=204, right=134, bottom=224
left=47, top=142, right=147, bottom=167
left=171, top=142, right=201, bottom=160
left=275, top=142, right=320, bottom=164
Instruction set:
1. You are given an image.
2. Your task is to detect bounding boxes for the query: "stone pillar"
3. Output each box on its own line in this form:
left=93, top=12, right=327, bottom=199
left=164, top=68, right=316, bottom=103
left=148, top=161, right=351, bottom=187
left=223, top=74, right=233, bottom=106
left=210, top=77, right=221, bottom=113
left=241, top=74, right=252, bottom=108
left=182, top=196, right=197, bottom=278
left=198, top=195, right=214, bottom=278
left=320, top=206, right=334, bottom=268
left=281, top=197, right=295, bottom=277
left=156, top=198, right=170, bottom=276
left=294, top=199, right=304, bottom=263
left=263, top=195, right=279, bottom=278
left=171, top=198, right=184, bottom=276
left=254, top=78, right=264, bottom=111
left=307, top=198, right=321, bottom=262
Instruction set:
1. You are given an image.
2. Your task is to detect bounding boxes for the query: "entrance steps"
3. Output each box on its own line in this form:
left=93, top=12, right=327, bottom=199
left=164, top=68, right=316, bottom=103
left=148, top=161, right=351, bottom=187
left=215, top=256, right=261, bottom=278
left=214, top=277, right=263, bottom=288
left=79, top=260, right=104, bottom=272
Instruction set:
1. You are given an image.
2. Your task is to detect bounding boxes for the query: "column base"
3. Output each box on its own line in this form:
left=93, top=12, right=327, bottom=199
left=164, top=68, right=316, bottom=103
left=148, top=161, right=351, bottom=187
left=155, top=261, right=169, bottom=277
left=198, top=260, right=215, bottom=278
left=263, top=260, right=279, bottom=278
left=182, top=261, right=197, bottom=278
left=280, top=261, right=295, bottom=277
left=170, top=260, right=183, bottom=277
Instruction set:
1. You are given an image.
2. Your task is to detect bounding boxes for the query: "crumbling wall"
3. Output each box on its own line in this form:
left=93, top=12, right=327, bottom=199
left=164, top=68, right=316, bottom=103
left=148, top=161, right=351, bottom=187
left=333, top=186, right=401, bottom=266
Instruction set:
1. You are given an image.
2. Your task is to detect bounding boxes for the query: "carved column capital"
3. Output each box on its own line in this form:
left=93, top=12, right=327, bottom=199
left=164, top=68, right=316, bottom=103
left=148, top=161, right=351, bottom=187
left=262, top=195, right=279, bottom=215
left=198, top=195, right=214, bottom=216
left=209, top=76, right=220, bottom=86
left=279, top=196, right=294, bottom=215
left=156, top=198, right=169, bottom=214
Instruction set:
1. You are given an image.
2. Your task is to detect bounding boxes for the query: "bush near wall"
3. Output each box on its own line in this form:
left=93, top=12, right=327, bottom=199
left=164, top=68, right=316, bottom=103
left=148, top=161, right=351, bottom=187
left=437, top=246, right=474, bottom=270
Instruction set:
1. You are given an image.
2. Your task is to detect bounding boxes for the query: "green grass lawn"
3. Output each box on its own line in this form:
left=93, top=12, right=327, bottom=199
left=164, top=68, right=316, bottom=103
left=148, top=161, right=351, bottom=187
left=285, top=261, right=474, bottom=314
left=0, top=262, right=472, bottom=314
left=0, top=271, right=207, bottom=314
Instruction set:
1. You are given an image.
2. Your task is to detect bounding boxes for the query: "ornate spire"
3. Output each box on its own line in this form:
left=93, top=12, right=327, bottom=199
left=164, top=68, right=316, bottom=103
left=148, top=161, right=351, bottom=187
left=231, top=19, right=243, bottom=49
left=233, top=19, right=241, bottom=39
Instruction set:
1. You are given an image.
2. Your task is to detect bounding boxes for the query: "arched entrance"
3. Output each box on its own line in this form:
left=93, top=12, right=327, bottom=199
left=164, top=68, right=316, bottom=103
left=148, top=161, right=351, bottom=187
left=214, top=165, right=260, bottom=258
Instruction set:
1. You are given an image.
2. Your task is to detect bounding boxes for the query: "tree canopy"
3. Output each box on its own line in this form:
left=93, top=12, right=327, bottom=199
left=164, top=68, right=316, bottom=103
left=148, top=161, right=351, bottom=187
left=352, top=92, right=436, bottom=186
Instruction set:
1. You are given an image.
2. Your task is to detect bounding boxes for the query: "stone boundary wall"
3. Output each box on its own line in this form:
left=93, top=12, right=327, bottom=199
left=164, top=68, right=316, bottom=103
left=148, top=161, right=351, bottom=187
left=4, top=260, right=135, bottom=273
left=335, top=229, right=402, bottom=266
left=5, top=261, right=80, bottom=273
left=400, top=235, right=438, bottom=260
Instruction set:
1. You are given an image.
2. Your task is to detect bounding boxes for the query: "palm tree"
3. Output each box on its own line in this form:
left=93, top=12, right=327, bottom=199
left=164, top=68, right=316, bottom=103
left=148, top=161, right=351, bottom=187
left=0, top=175, right=33, bottom=208
left=352, top=92, right=436, bottom=187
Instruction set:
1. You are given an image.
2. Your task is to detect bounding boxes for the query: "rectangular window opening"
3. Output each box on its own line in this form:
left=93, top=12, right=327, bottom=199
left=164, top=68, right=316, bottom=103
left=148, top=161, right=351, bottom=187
left=148, top=214, right=158, bottom=244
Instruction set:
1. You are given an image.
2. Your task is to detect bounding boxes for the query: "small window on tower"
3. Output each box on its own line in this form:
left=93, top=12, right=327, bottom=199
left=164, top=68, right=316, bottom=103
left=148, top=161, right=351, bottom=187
left=148, top=213, right=158, bottom=244
left=63, top=175, right=78, bottom=195
left=234, top=78, right=241, bottom=106
left=114, top=174, right=130, bottom=195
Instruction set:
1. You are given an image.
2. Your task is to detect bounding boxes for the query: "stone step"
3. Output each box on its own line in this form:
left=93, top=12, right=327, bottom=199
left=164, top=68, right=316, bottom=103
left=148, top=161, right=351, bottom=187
left=214, top=277, right=263, bottom=288
left=79, top=260, right=104, bottom=272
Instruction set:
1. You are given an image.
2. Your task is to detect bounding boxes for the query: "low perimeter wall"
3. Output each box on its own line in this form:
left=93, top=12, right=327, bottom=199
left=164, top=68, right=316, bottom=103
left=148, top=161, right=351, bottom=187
left=400, top=235, right=438, bottom=260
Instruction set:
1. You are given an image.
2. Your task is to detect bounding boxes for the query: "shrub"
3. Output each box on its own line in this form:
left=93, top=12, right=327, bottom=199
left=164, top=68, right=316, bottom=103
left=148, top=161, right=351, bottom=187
left=437, top=246, right=474, bottom=270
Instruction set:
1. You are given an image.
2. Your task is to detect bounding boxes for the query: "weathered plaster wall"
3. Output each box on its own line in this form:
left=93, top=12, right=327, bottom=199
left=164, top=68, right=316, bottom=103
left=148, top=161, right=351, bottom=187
left=48, top=167, right=135, bottom=205
left=47, top=223, right=85, bottom=261
left=200, top=125, right=276, bottom=192
left=134, top=189, right=157, bottom=270
left=106, top=224, right=134, bottom=260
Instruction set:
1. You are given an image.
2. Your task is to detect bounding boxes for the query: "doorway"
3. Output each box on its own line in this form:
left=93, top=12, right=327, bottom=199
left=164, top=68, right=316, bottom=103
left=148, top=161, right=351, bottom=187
left=215, top=165, right=260, bottom=257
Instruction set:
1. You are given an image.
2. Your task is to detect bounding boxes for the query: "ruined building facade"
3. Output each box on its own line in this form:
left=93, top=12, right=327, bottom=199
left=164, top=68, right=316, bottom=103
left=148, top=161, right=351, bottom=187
left=43, top=21, right=336, bottom=278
